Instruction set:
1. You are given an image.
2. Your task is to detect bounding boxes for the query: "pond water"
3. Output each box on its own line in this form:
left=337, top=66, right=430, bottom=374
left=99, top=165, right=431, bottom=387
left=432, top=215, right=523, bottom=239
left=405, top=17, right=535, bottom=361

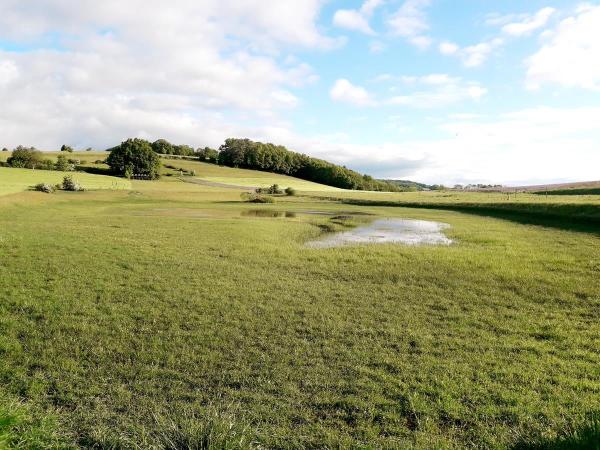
left=306, top=218, right=453, bottom=248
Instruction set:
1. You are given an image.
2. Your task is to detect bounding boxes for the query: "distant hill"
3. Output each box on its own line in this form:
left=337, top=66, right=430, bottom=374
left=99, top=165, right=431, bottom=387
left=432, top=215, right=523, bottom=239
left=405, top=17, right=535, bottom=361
left=380, top=179, right=432, bottom=191
left=510, top=180, right=600, bottom=194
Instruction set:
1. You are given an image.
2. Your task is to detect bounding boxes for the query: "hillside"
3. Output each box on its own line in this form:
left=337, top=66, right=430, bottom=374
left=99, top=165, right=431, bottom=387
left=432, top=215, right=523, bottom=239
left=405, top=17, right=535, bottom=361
left=0, top=166, right=130, bottom=196
left=161, top=157, right=345, bottom=192
left=0, top=151, right=343, bottom=193
left=381, top=179, right=431, bottom=191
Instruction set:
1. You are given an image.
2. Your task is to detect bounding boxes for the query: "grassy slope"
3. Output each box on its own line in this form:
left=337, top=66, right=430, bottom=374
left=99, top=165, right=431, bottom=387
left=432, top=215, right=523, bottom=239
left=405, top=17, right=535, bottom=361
left=1, top=151, right=344, bottom=192
left=161, top=157, right=344, bottom=192
left=0, top=173, right=598, bottom=448
left=0, top=167, right=130, bottom=196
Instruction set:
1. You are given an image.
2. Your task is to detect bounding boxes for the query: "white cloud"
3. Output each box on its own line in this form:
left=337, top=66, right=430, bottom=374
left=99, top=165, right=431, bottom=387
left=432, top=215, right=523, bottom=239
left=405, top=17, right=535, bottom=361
left=0, top=60, right=19, bottom=86
left=408, top=35, right=433, bottom=50
left=387, top=0, right=432, bottom=48
left=0, top=0, right=333, bottom=149
left=440, top=38, right=504, bottom=67
left=388, top=77, right=487, bottom=108
left=502, top=7, right=556, bottom=36
left=330, top=79, right=374, bottom=106
left=369, top=40, right=386, bottom=53
left=333, top=10, right=375, bottom=35
left=439, top=41, right=459, bottom=55
left=260, top=107, right=600, bottom=185
left=360, top=74, right=487, bottom=108
left=332, top=0, right=384, bottom=35
left=361, top=0, right=385, bottom=16
left=526, top=4, right=600, bottom=90
left=465, top=38, right=504, bottom=67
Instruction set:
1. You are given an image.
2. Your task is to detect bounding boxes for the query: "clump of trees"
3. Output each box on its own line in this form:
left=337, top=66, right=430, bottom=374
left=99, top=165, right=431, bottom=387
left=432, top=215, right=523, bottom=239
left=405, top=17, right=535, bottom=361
left=6, top=146, right=78, bottom=172
left=151, top=139, right=196, bottom=157
left=217, top=138, right=402, bottom=191
left=55, top=154, right=75, bottom=172
left=7, top=146, right=44, bottom=168
left=60, top=144, right=74, bottom=153
left=107, top=138, right=161, bottom=179
left=197, top=147, right=219, bottom=163
left=256, top=184, right=283, bottom=195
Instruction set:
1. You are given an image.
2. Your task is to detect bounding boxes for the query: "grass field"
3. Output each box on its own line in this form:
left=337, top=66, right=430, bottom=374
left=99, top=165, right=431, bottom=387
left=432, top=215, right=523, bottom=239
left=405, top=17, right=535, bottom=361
left=0, top=167, right=130, bottom=196
left=0, top=163, right=599, bottom=449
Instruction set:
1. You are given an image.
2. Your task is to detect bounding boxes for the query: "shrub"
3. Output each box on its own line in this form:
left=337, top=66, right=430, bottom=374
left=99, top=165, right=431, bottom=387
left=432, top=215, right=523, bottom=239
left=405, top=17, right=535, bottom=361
left=256, top=184, right=283, bottom=195
left=54, top=154, right=74, bottom=172
left=285, top=187, right=296, bottom=196
left=7, top=146, right=43, bottom=169
left=196, top=147, right=219, bottom=163
left=2, top=148, right=8, bottom=152
left=34, top=183, right=55, bottom=193
left=62, top=176, right=83, bottom=191
left=107, top=138, right=161, bottom=180
left=39, top=159, right=55, bottom=171
left=241, top=192, right=275, bottom=203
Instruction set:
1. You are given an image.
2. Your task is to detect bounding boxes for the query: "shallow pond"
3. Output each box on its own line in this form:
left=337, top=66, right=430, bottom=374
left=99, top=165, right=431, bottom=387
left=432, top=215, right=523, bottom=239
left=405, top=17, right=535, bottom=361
left=306, top=218, right=453, bottom=248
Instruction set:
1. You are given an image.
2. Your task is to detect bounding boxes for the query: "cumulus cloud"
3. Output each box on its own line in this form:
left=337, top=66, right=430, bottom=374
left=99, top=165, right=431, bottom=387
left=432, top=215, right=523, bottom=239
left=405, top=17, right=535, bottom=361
left=339, top=74, right=486, bottom=109
left=439, top=38, right=504, bottom=67
left=333, top=10, right=375, bottom=35
left=425, top=106, right=600, bottom=184
left=265, top=106, right=600, bottom=185
left=502, top=7, right=556, bottom=36
left=332, top=0, right=384, bottom=35
left=330, top=79, right=374, bottom=106
left=526, top=4, right=600, bottom=90
left=387, top=0, right=433, bottom=48
left=0, top=0, right=334, bottom=149
left=438, top=41, right=459, bottom=55
left=387, top=75, right=487, bottom=108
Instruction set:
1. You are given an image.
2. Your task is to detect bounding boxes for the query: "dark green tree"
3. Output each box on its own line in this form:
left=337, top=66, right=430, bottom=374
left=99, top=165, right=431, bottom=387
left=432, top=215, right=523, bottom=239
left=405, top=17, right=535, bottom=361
left=7, top=146, right=44, bottom=169
left=60, top=144, right=74, bottom=153
left=55, top=154, right=71, bottom=171
left=151, top=139, right=174, bottom=155
left=196, top=147, right=219, bottom=163
left=106, top=138, right=161, bottom=180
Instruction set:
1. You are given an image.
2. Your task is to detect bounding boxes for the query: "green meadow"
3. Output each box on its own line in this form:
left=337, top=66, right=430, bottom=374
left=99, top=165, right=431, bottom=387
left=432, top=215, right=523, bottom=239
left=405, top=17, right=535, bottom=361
left=0, top=159, right=599, bottom=449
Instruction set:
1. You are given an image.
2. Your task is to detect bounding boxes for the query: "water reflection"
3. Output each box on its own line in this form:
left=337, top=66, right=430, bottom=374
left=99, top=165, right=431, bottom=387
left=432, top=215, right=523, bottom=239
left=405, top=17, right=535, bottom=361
left=306, top=218, right=453, bottom=248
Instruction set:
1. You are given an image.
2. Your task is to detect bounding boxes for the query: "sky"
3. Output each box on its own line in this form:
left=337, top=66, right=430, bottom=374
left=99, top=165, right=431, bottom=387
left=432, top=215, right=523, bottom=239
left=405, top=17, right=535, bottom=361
left=0, top=0, right=599, bottom=185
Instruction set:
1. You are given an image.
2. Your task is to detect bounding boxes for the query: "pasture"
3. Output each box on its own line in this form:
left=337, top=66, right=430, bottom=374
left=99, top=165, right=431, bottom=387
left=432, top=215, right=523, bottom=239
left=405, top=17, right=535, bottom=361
left=0, top=167, right=130, bottom=196
left=0, top=164, right=598, bottom=449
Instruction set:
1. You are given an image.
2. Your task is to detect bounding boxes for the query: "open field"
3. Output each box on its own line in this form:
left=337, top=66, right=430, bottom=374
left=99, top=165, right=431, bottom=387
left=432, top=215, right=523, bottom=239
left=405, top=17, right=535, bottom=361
left=0, top=163, right=599, bottom=449
left=0, top=167, right=130, bottom=196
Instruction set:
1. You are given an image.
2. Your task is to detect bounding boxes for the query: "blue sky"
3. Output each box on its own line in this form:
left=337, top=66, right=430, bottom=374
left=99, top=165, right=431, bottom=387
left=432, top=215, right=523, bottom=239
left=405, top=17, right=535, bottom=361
left=0, top=0, right=599, bottom=185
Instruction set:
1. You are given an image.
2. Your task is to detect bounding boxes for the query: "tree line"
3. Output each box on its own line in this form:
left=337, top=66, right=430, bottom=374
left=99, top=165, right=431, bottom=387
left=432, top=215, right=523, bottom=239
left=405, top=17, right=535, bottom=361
left=3, top=138, right=411, bottom=192
left=109, top=137, right=405, bottom=190
left=5, top=146, right=79, bottom=172
left=216, top=138, right=403, bottom=191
